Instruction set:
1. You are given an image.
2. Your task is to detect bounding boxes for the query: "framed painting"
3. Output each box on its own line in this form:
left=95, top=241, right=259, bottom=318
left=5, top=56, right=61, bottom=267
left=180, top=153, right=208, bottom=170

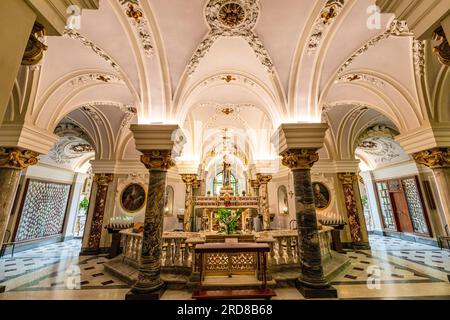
left=312, top=182, right=331, bottom=210
left=120, top=183, right=147, bottom=213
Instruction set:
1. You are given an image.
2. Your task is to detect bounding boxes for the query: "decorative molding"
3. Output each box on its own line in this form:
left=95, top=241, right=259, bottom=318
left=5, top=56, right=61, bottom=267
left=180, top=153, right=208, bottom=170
left=120, top=105, right=137, bottom=130
left=0, top=147, right=39, bottom=170
left=118, top=0, right=154, bottom=57
left=307, top=0, right=345, bottom=54
left=68, top=73, right=123, bottom=86
left=280, top=149, right=320, bottom=170
left=413, top=147, right=450, bottom=169
left=187, top=0, right=274, bottom=75
left=355, top=124, right=398, bottom=147
left=198, top=102, right=256, bottom=129
left=141, top=150, right=176, bottom=171
left=336, top=73, right=385, bottom=87
left=337, top=19, right=412, bottom=76
left=47, top=136, right=94, bottom=164
left=64, top=29, right=122, bottom=74
left=412, top=40, right=426, bottom=76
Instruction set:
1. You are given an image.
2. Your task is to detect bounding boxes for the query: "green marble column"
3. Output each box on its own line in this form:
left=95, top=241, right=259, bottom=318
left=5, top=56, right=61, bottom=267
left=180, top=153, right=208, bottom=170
left=280, top=148, right=337, bottom=299
left=126, top=150, right=175, bottom=300
left=0, top=147, right=39, bottom=247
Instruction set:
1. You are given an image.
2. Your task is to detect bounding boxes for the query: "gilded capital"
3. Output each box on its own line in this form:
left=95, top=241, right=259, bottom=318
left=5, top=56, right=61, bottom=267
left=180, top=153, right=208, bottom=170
left=413, top=147, right=450, bottom=169
left=94, top=173, right=114, bottom=186
left=280, top=148, right=319, bottom=170
left=181, top=174, right=198, bottom=185
left=0, top=147, right=39, bottom=170
left=22, top=22, right=48, bottom=66
left=250, top=179, right=260, bottom=189
left=256, top=173, right=272, bottom=184
left=338, top=173, right=357, bottom=185
left=141, top=150, right=176, bottom=171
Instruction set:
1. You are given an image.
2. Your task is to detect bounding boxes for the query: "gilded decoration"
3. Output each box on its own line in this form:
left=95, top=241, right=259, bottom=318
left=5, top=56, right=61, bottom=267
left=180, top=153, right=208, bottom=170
left=219, top=2, right=245, bottom=27
left=413, top=147, right=450, bottom=169
left=256, top=173, right=272, bottom=185
left=0, top=148, right=39, bottom=170
left=94, top=173, right=113, bottom=186
left=141, top=150, right=176, bottom=171
left=280, top=149, right=319, bottom=170
left=181, top=174, right=198, bottom=185
left=22, top=22, right=48, bottom=65
left=338, top=172, right=357, bottom=185
left=432, top=27, right=450, bottom=66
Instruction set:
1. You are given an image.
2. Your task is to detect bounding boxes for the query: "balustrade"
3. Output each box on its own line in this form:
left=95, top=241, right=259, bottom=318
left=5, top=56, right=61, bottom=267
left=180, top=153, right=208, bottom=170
left=120, top=226, right=334, bottom=273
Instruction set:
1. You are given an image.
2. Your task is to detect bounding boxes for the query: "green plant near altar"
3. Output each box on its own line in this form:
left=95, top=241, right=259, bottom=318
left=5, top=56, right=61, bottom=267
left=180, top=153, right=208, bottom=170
left=215, top=208, right=243, bottom=235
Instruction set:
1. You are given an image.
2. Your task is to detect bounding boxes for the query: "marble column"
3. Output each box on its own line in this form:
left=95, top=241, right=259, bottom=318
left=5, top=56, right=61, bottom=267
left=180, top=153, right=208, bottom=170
left=413, top=148, right=450, bottom=230
left=257, top=174, right=272, bottom=230
left=280, top=148, right=337, bottom=298
left=338, top=173, right=370, bottom=249
left=126, top=150, right=176, bottom=300
left=181, top=174, right=197, bottom=232
left=85, top=173, right=113, bottom=252
left=0, top=147, right=39, bottom=247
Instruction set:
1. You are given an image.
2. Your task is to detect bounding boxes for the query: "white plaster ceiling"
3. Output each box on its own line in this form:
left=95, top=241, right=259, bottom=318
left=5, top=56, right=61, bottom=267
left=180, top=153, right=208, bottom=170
left=12, top=0, right=431, bottom=166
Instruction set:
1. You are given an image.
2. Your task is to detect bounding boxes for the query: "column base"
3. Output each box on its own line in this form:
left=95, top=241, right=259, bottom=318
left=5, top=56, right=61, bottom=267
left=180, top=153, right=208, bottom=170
left=79, top=247, right=100, bottom=256
left=0, top=285, right=5, bottom=293
left=352, top=242, right=371, bottom=250
left=125, top=283, right=166, bottom=300
left=295, top=279, right=338, bottom=299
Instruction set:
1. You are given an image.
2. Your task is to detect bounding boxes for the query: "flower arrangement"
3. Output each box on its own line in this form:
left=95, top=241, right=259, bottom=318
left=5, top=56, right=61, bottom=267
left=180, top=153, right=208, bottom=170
left=215, top=208, right=242, bottom=235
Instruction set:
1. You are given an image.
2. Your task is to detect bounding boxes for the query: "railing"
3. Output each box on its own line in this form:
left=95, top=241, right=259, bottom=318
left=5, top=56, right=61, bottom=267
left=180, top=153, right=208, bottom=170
left=120, top=230, right=203, bottom=271
left=120, top=226, right=334, bottom=273
left=256, top=227, right=333, bottom=269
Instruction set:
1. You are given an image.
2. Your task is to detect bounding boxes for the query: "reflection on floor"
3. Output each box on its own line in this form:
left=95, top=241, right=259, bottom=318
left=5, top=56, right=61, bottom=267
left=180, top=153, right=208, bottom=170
left=1, top=235, right=449, bottom=300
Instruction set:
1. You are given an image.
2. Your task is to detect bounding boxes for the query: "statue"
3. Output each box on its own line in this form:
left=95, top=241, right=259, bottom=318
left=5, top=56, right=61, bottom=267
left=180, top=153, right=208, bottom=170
left=222, top=155, right=232, bottom=188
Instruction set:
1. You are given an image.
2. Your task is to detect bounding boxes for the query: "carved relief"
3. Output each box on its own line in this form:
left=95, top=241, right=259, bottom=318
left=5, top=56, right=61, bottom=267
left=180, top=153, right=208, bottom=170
left=22, top=22, right=48, bottom=65
left=337, top=19, right=412, bottom=76
left=432, top=27, right=450, bottom=66
left=118, top=0, right=154, bottom=57
left=280, top=149, right=320, bottom=170
left=338, top=173, right=363, bottom=243
left=141, top=150, right=176, bottom=171
left=307, top=0, right=345, bottom=54
left=413, top=147, right=450, bottom=169
left=0, top=148, right=39, bottom=170
left=187, top=0, right=274, bottom=75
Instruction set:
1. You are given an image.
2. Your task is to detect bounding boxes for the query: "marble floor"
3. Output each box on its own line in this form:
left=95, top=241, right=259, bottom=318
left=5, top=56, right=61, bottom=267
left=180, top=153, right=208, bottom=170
left=1, top=235, right=449, bottom=300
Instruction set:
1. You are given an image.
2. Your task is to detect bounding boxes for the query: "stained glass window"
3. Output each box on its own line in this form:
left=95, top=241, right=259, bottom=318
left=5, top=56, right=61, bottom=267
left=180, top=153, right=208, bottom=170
left=213, top=171, right=237, bottom=195
left=402, top=178, right=429, bottom=235
left=376, top=182, right=397, bottom=230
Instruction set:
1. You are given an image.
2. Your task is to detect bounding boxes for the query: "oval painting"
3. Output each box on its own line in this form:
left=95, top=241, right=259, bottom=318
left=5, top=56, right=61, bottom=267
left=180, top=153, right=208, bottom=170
left=120, top=183, right=147, bottom=213
left=312, top=182, right=331, bottom=210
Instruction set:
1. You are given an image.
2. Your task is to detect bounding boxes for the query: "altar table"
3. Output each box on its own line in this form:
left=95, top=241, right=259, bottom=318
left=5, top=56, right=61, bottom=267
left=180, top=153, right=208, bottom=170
left=195, top=242, right=270, bottom=288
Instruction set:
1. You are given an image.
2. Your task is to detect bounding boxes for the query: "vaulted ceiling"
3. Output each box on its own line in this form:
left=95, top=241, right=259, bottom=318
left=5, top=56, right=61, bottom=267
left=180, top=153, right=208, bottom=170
left=6, top=0, right=448, bottom=168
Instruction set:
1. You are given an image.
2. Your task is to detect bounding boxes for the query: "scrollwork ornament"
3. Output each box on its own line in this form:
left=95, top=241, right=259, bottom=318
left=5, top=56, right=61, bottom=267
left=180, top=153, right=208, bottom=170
left=413, top=148, right=450, bottom=169
left=0, top=148, right=39, bottom=170
left=141, top=150, right=176, bottom=171
left=280, top=149, right=320, bottom=170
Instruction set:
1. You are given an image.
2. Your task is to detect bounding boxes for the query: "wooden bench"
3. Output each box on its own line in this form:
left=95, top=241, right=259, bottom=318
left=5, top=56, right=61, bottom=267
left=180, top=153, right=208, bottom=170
left=192, top=289, right=276, bottom=300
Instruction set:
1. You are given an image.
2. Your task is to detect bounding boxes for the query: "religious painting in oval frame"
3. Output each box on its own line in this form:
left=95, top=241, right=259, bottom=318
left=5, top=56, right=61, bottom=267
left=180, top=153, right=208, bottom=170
left=120, top=183, right=147, bottom=213
left=312, top=182, right=331, bottom=210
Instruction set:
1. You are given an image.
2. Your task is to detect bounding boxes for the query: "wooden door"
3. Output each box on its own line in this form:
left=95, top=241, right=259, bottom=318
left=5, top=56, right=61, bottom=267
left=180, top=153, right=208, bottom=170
left=390, top=192, right=414, bottom=233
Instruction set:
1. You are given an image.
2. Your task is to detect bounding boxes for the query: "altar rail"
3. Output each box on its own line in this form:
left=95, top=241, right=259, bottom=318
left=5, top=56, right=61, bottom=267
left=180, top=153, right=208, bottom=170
left=120, top=227, right=333, bottom=273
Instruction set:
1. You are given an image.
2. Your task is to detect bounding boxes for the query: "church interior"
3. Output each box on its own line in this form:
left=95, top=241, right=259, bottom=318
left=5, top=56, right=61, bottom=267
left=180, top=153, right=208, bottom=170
left=0, top=0, right=450, bottom=301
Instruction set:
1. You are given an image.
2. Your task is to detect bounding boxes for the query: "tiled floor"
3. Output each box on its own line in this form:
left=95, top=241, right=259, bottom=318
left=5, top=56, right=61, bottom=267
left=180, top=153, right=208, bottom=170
left=1, top=235, right=449, bottom=300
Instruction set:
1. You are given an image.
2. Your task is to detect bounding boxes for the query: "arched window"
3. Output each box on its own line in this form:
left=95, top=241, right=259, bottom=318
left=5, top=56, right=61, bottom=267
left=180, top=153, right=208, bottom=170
left=213, top=171, right=237, bottom=195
